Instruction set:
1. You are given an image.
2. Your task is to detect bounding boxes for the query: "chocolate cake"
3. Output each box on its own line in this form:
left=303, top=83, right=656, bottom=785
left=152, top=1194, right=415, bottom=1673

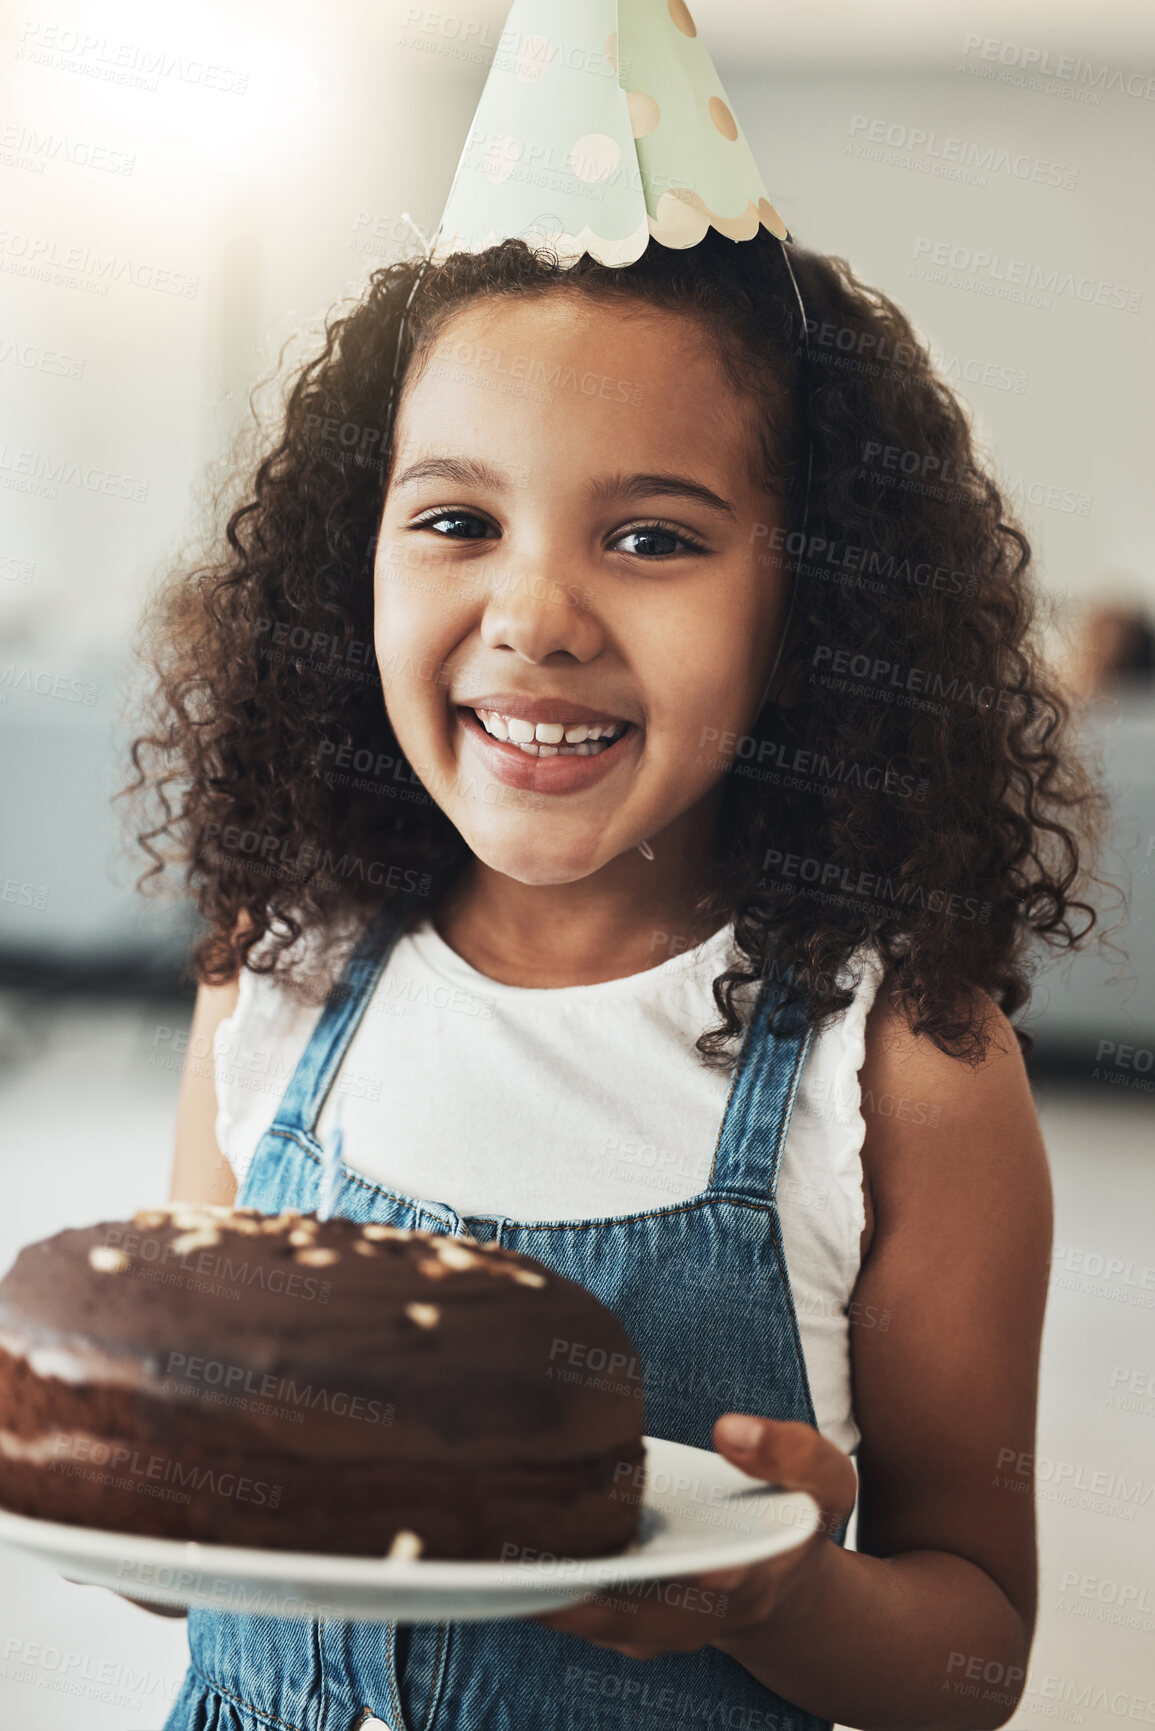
left=0, top=1206, right=645, bottom=1559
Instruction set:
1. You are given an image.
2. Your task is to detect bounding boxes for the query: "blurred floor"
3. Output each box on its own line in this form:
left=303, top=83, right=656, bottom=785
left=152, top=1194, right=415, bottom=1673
left=0, top=992, right=1151, bottom=1729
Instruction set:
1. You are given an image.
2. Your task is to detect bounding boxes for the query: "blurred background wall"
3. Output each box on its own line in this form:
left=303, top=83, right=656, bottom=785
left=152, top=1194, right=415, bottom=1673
left=0, top=2, right=1153, bottom=1727
left=1, top=0, right=1152, bottom=1053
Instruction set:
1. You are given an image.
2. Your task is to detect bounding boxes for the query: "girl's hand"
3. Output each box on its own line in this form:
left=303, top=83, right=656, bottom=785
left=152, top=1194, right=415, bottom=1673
left=533, top=1413, right=858, bottom=1661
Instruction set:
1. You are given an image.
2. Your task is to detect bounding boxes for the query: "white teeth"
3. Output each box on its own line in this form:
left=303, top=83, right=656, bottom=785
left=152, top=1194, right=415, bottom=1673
left=472, top=708, right=628, bottom=758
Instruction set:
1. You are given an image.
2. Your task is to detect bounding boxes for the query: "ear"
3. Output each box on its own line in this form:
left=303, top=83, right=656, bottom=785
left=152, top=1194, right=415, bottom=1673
left=766, top=652, right=804, bottom=709
left=754, top=539, right=801, bottom=710
left=756, top=612, right=803, bottom=711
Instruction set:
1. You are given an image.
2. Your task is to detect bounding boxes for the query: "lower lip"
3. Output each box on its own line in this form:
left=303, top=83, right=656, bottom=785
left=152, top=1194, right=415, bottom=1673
left=457, top=708, right=638, bottom=795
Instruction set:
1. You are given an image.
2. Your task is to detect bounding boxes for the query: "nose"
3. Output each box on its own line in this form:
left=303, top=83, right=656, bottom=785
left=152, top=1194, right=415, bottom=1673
left=479, top=570, right=603, bottom=666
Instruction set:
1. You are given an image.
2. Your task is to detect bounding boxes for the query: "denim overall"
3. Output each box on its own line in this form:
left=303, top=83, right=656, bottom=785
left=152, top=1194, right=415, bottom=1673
left=167, top=899, right=843, bottom=1731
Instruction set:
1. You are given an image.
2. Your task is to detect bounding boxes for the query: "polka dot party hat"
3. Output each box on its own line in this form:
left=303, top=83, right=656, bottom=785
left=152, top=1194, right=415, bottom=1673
left=433, top=0, right=789, bottom=266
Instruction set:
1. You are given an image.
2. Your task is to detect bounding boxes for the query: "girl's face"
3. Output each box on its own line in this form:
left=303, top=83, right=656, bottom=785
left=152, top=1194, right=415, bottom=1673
left=374, top=292, right=787, bottom=886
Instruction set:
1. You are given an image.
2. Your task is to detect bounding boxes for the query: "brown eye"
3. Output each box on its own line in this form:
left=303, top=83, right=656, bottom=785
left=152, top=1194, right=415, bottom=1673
left=414, top=510, right=496, bottom=540
left=613, top=523, right=708, bottom=559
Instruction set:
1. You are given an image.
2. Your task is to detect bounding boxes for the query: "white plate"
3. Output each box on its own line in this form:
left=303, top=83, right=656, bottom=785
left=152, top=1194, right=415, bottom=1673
left=0, top=1437, right=819, bottom=1621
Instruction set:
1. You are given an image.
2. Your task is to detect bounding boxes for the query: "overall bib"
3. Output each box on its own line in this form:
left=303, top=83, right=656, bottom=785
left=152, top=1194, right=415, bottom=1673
left=166, top=901, right=845, bottom=1731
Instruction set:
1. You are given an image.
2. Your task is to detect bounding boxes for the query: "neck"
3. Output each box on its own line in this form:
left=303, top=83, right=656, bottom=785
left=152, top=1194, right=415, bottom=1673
left=436, top=804, right=723, bottom=988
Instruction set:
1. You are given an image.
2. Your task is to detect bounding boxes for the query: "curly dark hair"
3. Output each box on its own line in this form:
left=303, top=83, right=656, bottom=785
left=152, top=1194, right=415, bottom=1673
left=128, top=227, right=1100, bottom=1064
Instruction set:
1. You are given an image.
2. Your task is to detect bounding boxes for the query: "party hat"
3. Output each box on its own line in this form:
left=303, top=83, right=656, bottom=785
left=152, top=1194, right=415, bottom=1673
left=432, top=0, right=788, bottom=267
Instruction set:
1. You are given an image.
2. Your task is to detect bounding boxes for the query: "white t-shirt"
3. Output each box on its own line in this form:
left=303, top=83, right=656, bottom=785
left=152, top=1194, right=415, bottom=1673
left=214, top=921, right=881, bottom=1458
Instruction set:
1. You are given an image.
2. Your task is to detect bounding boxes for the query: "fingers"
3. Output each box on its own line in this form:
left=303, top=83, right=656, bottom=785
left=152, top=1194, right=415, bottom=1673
left=533, top=1419, right=858, bottom=1663
left=712, top=1413, right=859, bottom=1534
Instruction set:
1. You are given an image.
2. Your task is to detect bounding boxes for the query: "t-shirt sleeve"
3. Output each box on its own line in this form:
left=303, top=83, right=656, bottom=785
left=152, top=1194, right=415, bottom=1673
left=212, top=965, right=324, bottom=1190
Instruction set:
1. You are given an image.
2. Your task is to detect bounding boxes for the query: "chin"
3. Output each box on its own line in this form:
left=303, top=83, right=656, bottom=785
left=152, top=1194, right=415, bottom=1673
left=465, top=829, right=612, bottom=888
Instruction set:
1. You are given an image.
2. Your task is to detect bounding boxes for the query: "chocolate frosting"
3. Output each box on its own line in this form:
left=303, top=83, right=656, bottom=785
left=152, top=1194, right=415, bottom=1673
left=0, top=1208, right=645, bottom=1465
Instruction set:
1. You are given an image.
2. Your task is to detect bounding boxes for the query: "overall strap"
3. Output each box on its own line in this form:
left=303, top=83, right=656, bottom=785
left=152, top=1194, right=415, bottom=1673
left=705, top=974, right=813, bottom=1204
left=268, top=893, right=419, bottom=1137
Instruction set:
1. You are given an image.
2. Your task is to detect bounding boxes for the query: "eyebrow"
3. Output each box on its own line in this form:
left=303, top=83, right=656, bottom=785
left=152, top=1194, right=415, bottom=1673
left=393, top=458, right=737, bottom=521
left=392, top=456, right=506, bottom=491
left=589, top=471, right=737, bottom=520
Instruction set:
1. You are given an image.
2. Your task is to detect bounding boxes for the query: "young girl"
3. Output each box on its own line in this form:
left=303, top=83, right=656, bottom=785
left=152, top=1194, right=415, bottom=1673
left=132, top=224, right=1094, bottom=1730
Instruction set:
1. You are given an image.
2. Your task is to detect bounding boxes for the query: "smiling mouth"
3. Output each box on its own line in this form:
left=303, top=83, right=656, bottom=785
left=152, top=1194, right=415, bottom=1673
left=467, top=707, right=632, bottom=758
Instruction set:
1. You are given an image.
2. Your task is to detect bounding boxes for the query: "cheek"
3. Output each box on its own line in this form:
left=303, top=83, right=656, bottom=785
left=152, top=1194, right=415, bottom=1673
left=375, top=546, right=458, bottom=647
left=638, top=586, right=773, bottom=752
left=373, top=553, right=473, bottom=704
left=646, top=669, right=750, bottom=783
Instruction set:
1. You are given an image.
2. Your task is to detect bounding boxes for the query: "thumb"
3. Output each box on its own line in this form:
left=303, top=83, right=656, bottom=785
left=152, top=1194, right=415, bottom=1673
left=713, top=1413, right=858, bottom=1533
